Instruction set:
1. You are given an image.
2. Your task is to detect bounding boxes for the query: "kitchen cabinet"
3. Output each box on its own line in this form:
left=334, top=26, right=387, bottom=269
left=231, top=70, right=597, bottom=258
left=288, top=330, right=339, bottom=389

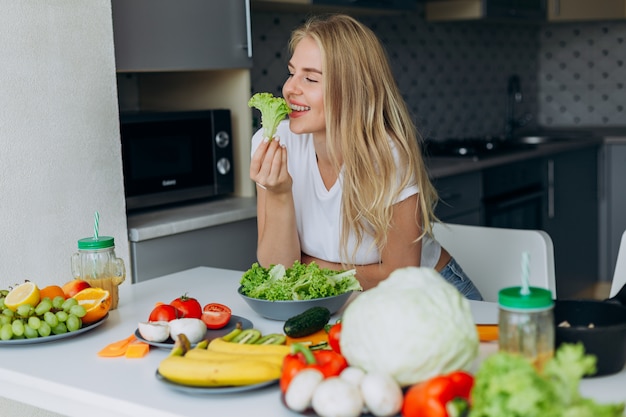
left=599, top=142, right=626, bottom=282
left=433, top=171, right=482, bottom=226
left=425, top=0, right=546, bottom=22
left=547, top=0, right=625, bottom=21
left=129, top=218, right=258, bottom=282
left=542, top=146, right=600, bottom=299
left=251, top=0, right=416, bottom=13
left=112, top=0, right=253, bottom=72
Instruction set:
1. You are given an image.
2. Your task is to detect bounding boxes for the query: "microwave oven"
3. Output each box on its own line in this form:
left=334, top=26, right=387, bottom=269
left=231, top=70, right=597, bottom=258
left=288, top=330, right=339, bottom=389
left=119, top=109, right=234, bottom=211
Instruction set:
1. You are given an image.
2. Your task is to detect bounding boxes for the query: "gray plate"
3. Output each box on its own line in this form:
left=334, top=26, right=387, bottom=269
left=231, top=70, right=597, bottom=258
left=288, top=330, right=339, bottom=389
left=0, top=314, right=108, bottom=345
left=156, top=370, right=278, bottom=394
left=134, top=315, right=253, bottom=349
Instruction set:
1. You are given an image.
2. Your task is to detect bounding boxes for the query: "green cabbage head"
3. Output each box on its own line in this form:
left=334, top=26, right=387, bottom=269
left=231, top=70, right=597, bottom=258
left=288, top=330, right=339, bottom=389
left=340, top=267, right=479, bottom=387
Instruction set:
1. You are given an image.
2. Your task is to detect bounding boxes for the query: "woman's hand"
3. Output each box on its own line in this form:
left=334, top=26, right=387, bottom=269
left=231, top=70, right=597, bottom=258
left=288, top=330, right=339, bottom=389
left=250, top=136, right=292, bottom=195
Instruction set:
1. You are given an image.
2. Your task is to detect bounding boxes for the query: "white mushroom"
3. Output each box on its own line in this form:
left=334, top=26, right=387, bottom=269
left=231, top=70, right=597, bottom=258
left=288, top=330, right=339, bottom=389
left=359, top=372, right=403, bottom=417
left=284, top=368, right=324, bottom=412
left=137, top=321, right=170, bottom=342
left=311, top=376, right=364, bottom=417
left=339, top=366, right=366, bottom=387
left=167, top=318, right=207, bottom=344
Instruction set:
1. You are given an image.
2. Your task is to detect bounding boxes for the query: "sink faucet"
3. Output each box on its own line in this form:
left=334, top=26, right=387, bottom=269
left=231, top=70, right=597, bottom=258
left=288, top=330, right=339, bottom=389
left=504, top=74, right=532, bottom=138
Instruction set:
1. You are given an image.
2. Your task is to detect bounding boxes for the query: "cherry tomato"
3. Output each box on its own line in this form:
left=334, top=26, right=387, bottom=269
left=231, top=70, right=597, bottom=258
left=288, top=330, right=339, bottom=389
left=201, top=303, right=232, bottom=329
left=328, top=322, right=342, bottom=354
left=148, top=303, right=178, bottom=322
left=170, top=294, right=203, bottom=319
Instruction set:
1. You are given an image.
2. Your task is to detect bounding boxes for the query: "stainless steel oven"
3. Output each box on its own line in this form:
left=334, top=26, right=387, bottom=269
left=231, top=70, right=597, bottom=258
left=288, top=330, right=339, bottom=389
left=120, top=109, right=234, bottom=211
left=482, top=158, right=546, bottom=230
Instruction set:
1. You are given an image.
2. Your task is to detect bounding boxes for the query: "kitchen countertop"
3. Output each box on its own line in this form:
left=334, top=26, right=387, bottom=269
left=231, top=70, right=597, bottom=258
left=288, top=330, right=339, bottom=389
left=1, top=266, right=624, bottom=417
left=127, top=196, right=257, bottom=242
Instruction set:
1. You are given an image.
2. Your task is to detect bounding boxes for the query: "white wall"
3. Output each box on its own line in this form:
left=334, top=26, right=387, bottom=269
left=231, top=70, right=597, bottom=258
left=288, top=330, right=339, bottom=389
left=1, top=1, right=126, bottom=414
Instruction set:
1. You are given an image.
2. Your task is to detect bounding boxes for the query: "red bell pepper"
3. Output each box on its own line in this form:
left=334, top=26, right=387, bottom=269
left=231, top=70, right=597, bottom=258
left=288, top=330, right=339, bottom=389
left=327, top=322, right=342, bottom=354
left=279, top=342, right=348, bottom=392
left=401, top=371, right=474, bottom=417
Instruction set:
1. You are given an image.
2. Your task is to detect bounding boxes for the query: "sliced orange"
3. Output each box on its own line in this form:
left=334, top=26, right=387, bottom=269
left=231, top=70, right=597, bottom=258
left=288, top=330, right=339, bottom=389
left=4, top=282, right=40, bottom=311
left=39, top=285, right=66, bottom=301
left=72, top=287, right=111, bottom=324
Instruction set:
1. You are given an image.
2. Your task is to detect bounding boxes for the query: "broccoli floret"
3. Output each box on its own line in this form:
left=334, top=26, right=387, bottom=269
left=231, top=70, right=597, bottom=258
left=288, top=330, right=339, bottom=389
left=248, top=92, right=291, bottom=140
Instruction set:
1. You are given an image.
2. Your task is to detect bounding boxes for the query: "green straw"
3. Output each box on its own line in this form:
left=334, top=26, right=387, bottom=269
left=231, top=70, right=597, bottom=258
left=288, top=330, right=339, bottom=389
left=520, top=251, right=530, bottom=295
left=94, top=211, right=100, bottom=240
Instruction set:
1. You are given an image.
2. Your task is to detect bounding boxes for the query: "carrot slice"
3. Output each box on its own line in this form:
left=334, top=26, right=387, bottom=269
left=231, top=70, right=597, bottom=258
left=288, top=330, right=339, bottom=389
left=476, top=324, right=498, bottom=342
left=285, top=328, right=328, bottom=347
left=125, top=342, right=150, bottom=358
left=98, top=334, right=136, bottom=357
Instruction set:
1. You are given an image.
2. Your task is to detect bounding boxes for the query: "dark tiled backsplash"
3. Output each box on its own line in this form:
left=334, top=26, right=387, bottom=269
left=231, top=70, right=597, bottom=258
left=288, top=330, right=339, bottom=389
left=251, top=8, right=626, bottom=139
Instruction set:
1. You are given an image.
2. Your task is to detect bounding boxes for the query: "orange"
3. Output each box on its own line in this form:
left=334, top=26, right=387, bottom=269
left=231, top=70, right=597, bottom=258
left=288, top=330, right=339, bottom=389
left=4, top=282, right=40, bottom=311
left=72, top=287, right=111, bottom=324
left=39, top=285, right=66, bottom=301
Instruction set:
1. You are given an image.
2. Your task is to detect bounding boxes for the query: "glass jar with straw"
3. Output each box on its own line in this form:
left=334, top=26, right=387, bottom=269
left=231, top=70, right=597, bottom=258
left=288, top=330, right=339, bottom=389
left=70, top=212, right=125, bottom=310
left=498, top=252, right=554, bottom=371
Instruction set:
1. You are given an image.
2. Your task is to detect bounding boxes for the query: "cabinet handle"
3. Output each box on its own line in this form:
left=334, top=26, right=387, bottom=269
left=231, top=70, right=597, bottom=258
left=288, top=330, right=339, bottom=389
left=548, top=159, right=555, bottom=219
left=244, top=0, right=252, bottom=58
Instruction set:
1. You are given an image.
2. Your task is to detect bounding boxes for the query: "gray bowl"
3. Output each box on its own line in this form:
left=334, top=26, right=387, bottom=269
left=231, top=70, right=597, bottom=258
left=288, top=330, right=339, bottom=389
left=237, top=286, right=354, bottom=321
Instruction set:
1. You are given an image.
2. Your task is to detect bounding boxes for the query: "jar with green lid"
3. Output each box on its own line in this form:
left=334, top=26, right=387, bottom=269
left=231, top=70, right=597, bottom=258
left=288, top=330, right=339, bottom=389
left=71, top=236, right=125, bottom=310
left=498, top=286, right=554, bottom=371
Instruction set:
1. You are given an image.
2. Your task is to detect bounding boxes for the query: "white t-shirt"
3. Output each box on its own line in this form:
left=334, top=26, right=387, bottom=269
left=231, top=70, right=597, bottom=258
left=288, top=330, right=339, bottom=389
left=251, top=120, right=441, bottom=268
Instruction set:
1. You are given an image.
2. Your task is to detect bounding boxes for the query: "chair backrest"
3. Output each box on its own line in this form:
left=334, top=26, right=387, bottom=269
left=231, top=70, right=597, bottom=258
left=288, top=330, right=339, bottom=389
left=432, top=222, right=557, bottom=302
left=610, top=230, right=626, bottom=298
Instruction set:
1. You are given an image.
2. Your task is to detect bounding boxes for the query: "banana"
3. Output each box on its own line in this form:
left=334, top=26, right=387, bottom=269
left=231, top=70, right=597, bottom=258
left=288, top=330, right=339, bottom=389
left=158, top=355, right=281, bottom=387
left=185, top=348, right=285, bottom=368
left=208, top=336, right=291, bottom=356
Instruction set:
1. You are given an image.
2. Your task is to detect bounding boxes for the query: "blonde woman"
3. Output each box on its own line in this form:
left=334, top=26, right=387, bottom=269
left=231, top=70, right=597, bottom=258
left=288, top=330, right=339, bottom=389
left=250, top=14, right=482, bottom=300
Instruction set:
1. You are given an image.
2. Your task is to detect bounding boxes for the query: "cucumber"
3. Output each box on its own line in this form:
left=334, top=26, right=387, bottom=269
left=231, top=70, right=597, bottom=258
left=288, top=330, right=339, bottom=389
left=283, top=306, right=331, bottom=338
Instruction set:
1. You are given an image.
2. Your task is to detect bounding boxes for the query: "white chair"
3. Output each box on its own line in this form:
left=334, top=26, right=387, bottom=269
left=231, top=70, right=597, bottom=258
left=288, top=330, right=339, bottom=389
left=432, top=222, right=557, bottom=302
left=609, top=230, right=626, bottom=298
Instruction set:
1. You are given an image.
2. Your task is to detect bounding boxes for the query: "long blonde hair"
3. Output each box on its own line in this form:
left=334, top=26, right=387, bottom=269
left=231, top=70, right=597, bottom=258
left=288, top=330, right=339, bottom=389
left=289, top=14, right=438, bottom=265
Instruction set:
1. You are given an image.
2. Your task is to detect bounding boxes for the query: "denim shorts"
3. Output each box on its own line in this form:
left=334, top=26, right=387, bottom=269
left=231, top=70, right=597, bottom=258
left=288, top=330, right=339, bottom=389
left=438, top=257, right=484, bottom=301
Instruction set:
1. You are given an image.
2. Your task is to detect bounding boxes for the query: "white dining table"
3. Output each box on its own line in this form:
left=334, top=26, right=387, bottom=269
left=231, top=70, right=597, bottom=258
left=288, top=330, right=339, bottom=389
left=0, top=266, right=624, bottom=417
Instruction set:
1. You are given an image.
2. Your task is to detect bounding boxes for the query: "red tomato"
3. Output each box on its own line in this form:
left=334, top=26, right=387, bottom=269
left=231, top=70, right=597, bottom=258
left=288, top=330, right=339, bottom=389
left=148, top=303, right=178, bottom=322
left=328, top=322, right=342, bottom=354
left=170, top=294, right=203, bottom=319
left=201, top=303, right=232, bottom=329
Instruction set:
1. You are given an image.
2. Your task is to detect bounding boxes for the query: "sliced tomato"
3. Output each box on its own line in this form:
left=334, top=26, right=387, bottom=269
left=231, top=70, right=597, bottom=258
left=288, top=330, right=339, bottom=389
left=201, top=303, right=232, bottom=329
left=148, top=303, right=178, bottom=322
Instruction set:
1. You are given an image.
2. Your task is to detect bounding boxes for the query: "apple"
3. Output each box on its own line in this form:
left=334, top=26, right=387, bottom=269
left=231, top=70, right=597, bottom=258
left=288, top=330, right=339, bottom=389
left=62, top=279, right=91, bottom=298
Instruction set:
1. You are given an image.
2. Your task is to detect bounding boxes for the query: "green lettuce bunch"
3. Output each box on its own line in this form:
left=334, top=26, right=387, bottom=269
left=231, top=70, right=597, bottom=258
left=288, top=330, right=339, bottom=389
left=248, top=92, right=291, bottom=140
left=469, top=343, right=625, bottom=417
left=239, top=261, right=361, bottom=301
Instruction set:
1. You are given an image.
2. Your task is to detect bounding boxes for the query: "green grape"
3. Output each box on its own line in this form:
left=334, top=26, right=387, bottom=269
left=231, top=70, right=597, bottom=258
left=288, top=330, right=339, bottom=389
left=23, top=323, right=38, bottom=339
left=34, top=298, right=53, bottom=316
left=28, top=316, right=41, bottom=330
left=38, top=322, right=51, bottom=337
left=51, top=322, right=67, bottom=335
left=69, top=304, right=86, bottom=318
left=11, top=319, right=24, bottom=337
left=52, top=296, right=65, bottom=310
left=0, top=314, right=11, bottom=326
left=61, top=298, right=78, bottom=312
left=0, top=323, right=13, bottom=340
left=44, top=311, right=59, bottom=327
left=66, top=314, right=81, bottom=332
left=16, top=304, right=33, bottom=318
left=2, top=308, right=14, bottom=318
left=55, top=310, right=68, bottom=323
left=0, top=297, right=5, bottom=309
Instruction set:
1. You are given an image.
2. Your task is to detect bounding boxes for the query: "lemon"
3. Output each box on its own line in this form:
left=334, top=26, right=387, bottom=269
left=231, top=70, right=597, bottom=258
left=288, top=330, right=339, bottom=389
left=4, top=282, right=40, bottom=311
